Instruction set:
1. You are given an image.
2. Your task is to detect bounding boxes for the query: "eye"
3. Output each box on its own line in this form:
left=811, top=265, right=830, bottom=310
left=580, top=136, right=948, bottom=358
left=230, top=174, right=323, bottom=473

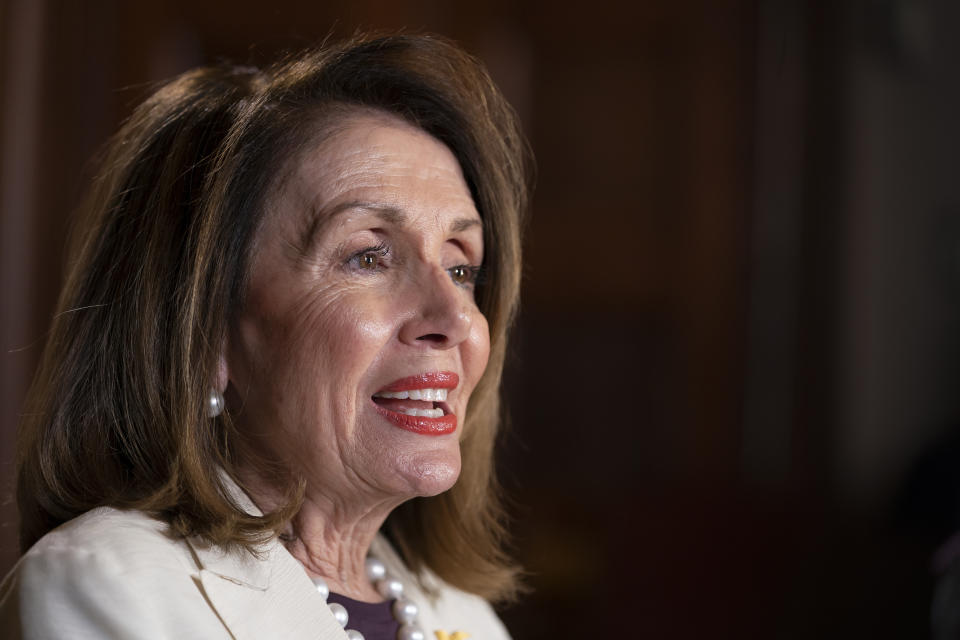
left=448, top=264, right=483, bottom=287
left=347, top=242, right=390, bottom=272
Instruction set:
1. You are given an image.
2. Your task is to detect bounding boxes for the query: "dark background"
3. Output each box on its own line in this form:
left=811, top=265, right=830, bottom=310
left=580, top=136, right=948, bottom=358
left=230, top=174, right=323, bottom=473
left=3, top=0, right=960, bottom=637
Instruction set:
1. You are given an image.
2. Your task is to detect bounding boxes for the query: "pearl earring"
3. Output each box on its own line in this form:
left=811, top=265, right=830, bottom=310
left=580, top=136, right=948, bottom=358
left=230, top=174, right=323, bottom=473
left=207, top=388, right=224, bottom=417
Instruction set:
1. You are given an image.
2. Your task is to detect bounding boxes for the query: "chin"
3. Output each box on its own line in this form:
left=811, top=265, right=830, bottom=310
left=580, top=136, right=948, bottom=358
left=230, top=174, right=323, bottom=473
left=392, top=451, right=462, bottom=498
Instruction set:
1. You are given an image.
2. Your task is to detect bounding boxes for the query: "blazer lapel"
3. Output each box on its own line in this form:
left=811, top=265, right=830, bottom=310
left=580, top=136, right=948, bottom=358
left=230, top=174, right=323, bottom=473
left=186, top=475, right=346, bottom=640
left=189, top=535, right=347, bottom=640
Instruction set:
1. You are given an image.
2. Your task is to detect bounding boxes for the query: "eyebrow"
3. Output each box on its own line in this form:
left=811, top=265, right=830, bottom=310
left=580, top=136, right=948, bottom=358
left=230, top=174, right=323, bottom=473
left=298, top=201, right=398, bottom=253
left=450, top=217, right=482, bottom=233
left=298, top=200, right=482, bottom=252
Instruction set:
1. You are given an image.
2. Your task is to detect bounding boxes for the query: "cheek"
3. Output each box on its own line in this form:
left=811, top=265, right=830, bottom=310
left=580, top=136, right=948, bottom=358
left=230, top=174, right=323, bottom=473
left=285, top=289, right=398, bottom=395
left=314, top=299, right=397, bottom=403
left=465, top=312, right=491, bottom=386
left=232, top=281, right=398, bottom=406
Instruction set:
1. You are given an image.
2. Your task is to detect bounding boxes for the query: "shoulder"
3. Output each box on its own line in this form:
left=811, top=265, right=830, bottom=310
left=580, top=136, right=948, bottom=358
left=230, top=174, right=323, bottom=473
left=370, top=534, right=512, bottom=640
left=0, top=507, right=229, bottom=639
left=421, top=574, right=512, bottom=640
left=12, top=506, right=199, bottom=593
left=24, top=506, right=189, bottom=565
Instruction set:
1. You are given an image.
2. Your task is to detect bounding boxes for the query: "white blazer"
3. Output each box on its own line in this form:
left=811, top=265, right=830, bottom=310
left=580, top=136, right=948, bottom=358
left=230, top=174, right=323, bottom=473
left=0, top=504, right=512, bottom=639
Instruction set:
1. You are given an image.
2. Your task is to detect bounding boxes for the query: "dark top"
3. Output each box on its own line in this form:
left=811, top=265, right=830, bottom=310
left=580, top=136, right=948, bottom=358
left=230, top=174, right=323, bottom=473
left=327, top=592, right=400, bottom=640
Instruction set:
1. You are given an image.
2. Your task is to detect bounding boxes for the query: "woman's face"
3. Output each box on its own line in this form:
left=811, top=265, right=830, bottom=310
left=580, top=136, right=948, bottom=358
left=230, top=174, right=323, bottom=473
left=227, top=112, right=490, bottom=505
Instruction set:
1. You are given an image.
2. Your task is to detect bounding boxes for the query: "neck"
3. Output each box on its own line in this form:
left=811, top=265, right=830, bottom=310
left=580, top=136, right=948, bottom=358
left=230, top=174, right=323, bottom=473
left=238, top=468, right=402, bottom=603
left=283, top=494, right=394, bottom=602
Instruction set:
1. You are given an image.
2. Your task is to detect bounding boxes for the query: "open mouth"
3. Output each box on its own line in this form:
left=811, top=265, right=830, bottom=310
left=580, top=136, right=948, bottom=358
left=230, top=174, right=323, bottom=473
left=371, top=373, right=458, bottom=435
left=371, top=388, right=451, bottom=418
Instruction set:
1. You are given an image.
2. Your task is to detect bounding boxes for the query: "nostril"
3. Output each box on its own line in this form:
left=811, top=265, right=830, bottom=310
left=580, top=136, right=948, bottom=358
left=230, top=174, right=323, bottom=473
left=416, top=333, right=446, bottom=343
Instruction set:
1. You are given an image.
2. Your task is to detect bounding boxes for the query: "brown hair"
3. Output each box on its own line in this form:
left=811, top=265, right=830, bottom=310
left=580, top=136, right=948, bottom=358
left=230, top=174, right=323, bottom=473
left=16, top=34, right=531, bottom=601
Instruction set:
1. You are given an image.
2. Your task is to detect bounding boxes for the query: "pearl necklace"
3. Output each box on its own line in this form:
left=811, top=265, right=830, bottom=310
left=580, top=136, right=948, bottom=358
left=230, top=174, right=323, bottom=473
left=309, top=556, right=426, bottom=640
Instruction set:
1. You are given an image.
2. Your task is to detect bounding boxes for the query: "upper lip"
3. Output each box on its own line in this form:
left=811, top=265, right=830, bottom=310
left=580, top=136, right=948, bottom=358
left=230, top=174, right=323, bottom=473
left=374, top=371, right=459, bottom=394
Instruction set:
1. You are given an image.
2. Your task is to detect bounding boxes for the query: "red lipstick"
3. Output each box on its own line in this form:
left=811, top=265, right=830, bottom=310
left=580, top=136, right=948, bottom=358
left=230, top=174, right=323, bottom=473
left=373, top=406, right=457, bottom=435
left=372, top=371, right=459, bottom=436
left=376, top=371, right=459, bottom=393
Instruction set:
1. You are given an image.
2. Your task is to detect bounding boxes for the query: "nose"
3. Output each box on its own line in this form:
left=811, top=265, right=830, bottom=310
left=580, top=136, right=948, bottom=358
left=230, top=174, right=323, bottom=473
left=398, top=266, right=473, bottom=349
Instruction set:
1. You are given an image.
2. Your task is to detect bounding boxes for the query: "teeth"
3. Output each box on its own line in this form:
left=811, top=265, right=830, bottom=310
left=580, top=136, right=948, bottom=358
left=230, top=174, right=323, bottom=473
left=375, top=391, right=408, bottom=399
left=397, top=407, right=444, bottom=418
left=374, top=388, right=448, bottom=401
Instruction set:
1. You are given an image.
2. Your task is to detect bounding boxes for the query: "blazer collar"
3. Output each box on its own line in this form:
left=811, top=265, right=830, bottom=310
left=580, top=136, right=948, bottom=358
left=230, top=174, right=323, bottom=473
left=186, top=474, right=348, bottom=640
left=188, top=473, right=272, bottom=589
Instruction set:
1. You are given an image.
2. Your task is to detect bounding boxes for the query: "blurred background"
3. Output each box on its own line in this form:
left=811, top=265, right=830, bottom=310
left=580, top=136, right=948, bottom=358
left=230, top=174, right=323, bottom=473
left=3, top=0, right=960, bottom=637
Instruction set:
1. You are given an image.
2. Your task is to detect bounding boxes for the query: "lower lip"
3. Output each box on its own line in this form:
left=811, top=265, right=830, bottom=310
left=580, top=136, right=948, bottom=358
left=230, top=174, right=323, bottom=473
left=374, top=404, right=457, bottom=435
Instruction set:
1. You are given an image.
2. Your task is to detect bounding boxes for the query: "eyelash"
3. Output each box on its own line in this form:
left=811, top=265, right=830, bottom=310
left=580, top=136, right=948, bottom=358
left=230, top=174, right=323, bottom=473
left=348, top=242, right=391, bottom=271
left=346, top=243, right=484, bottom=288
left=448, top=264, right=485, bottom=288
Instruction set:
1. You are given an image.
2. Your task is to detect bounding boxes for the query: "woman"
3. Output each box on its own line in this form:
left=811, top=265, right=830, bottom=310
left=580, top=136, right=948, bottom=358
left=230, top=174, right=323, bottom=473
left=0, top=33, right=530, bottom=640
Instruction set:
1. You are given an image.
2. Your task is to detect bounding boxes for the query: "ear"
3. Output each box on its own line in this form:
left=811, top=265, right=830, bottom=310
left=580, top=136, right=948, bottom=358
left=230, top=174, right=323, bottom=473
left=216, top=348, right=229, bottom=393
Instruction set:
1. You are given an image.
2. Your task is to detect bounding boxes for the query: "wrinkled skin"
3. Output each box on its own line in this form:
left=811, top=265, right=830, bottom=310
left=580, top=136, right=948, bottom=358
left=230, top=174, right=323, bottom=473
left=224, top=112, right=490, bottom=599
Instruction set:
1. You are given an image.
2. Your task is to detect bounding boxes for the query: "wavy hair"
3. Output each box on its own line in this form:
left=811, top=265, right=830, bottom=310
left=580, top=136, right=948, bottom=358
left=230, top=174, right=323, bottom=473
left=16, top=34, right=531, bottom=602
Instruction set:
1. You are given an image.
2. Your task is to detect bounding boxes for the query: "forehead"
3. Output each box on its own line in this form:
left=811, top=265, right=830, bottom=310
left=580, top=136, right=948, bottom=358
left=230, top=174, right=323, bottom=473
left=279, top=112, right=479, bottom=224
